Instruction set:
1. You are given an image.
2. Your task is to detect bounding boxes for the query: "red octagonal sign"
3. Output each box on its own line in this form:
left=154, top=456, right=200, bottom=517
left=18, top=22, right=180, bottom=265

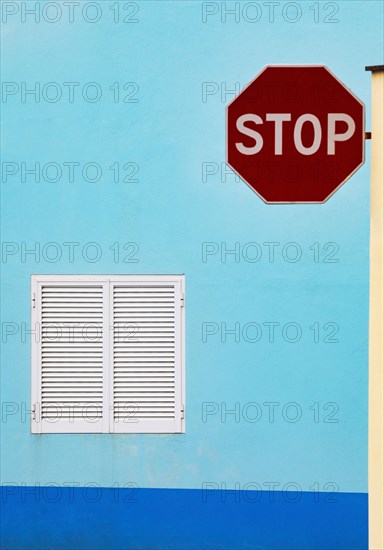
left=227, top=66, right=365, bottom=203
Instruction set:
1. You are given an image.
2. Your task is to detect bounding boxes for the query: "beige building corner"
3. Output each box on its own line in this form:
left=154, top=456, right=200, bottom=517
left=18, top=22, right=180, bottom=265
left=367, top=65, right=384, bottom=550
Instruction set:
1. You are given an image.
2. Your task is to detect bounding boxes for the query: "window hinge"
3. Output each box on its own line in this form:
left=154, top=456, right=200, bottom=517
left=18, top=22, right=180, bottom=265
left=32, top=403, right=40, bottom=422
left=180, top=293, right=185, bottom=308
left=32, top=293, right=36, bottom=309
left=181, top=404, right=185, bottom=419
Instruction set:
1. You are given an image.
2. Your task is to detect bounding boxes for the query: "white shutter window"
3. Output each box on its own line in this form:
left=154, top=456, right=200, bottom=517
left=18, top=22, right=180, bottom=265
left=31, top=275, right=185, bottom=434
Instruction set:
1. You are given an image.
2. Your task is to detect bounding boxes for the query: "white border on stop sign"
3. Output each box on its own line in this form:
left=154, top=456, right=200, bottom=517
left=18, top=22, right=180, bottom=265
left=225, top=64, right=366, bottom=204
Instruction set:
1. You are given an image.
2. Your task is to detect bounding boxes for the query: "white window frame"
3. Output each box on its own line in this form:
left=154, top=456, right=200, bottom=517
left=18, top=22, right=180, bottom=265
left=31, top=274, right=185, bottom=434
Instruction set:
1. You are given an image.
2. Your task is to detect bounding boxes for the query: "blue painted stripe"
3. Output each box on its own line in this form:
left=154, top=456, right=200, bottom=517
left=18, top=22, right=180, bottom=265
left=1, top=486, right=367, bottom=550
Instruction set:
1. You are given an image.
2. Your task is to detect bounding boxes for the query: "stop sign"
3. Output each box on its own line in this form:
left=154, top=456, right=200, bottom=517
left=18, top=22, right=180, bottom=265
left=226, top=66, right=365, bottom=203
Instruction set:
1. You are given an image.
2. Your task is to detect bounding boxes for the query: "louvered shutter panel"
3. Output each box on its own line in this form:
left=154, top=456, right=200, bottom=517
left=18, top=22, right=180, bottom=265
left=31, top=280, right=107, bottom=433
left=111, top=280, right=184, bottom=433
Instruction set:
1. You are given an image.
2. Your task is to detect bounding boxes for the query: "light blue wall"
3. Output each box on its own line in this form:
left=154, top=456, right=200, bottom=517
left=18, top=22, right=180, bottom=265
left=1, top=0, right=383, bottom=496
